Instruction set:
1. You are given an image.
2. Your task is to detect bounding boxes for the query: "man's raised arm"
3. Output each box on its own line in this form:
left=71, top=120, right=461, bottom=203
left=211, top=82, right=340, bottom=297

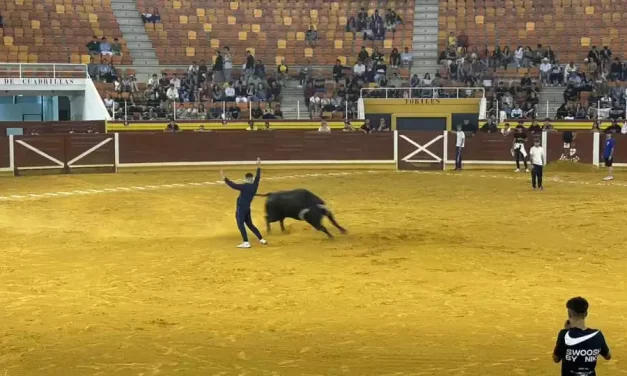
left=221, top=170, right=244, bottom=191
left=254, top=157, right=261, bottom=186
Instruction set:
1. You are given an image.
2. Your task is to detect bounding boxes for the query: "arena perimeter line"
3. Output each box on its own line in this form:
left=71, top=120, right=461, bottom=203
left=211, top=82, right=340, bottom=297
left=0, top=171, right=382, bottom=202
left=0, top=169, right=623, bottom=202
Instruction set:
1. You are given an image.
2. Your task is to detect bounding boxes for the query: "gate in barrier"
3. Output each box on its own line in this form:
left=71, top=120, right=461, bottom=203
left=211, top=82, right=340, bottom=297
left=13, top=134, right=116, bottom=175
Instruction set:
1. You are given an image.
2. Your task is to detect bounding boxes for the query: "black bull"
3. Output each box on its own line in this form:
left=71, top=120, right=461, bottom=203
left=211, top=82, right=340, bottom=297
left=256, top=189, right=346, bottom=238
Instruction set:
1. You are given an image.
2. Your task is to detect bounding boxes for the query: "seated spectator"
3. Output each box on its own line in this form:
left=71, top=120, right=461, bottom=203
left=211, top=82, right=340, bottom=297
left=318, top=120, right=331, bottom=133
left=255, top=83, right=267, bottom=102
left=224, top=83, right=235, bottom=102
left=384, top=8, right=402, bottom=32
left=165, top=120, right=180, bottom=132
left=141, top=8, right=152, bottom=23
left=86, top=36, right=100, bottom=55
left=103, top=93, right=115, bottom=114
left=246, top=83, right=256, bottom=101
left=262, top=109, right=276, bottom=119
left=374, top=21, right=385, bottom=40
left=254, top=59, right=265, bottom=79
left=274, top=104, right=283, bottom=119
left=305, top=25, right=318, bottom=47
left=298, top=60, right=311, bottom=87
left=269, top=81, right=281, bottom=102
left=609, top=58, right=623, bottom=81
left=543, top=119, right=555, bottom=131
left=360, top=119, right=373, bottom=133
left=388, top=48, right=401, bottom=68
left=377, top=118, right=390, bottom=131
left=510, top=104, right=523, bottom=119
left=152, top=8, right=161, bottom=23
left=170, top=73, right=181, bottom=89
left=211, top=84, right=224, bottom=101
left=539, top=58, right=551, bottom=85
left=277, top=59, right=289, bottom=86
left=363, top=20, right=375, bottom=40
left=421, top=73, right=433, bottom=86
left=481, top=116, right=499, bottom=133
left=0, top=12, right=3, bottom=29
left=343, top=120, right=355, bottom=132
left=528, top=120, right=542, bottom=134
left=111, top=38, right=122, bottom=56
left=166, top=84, right=179, bottom=102
left=333, top=59, right=345, bottom=84
left=564, top=61, right=577, bottom=82
left=309, top=94, right=321, bottom=116
left=251, top=105, right=263, bottom=119
left=346, top=16, right=357, bottom=33
left=400, top=47, right=412, bottom=67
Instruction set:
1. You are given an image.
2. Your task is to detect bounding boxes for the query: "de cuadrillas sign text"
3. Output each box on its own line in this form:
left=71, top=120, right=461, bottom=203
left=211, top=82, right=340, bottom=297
left=0, top=78, right=79, bottom=85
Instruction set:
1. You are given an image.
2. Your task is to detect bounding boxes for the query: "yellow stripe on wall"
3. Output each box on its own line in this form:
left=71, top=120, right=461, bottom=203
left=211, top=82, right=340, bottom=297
left=106, top=121, right=360, bottom=132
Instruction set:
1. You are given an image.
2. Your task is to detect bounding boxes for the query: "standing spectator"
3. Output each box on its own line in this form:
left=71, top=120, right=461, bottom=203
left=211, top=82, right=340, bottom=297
left=377, top=118, right=390, bottom=131
left=298, top=60, right=311, bottom=88
left=213, top=50, right=224, bottom=83
left=198, top=59, right=208, bottom=83
left=86, top=36, right=100, bottom=55
left=358, top=46, right=369, bottom=62
left=254, top=59, right=265, bottom=79
left=244, top=50, right=255, bottom=82
left=501, top=46, right=512, bottom=70
left=360, top=119, right=373, bottom=133
left=343, top=119, right=355, bottom=132
left=587, top=46, right=601, bottom=67
left=601, top=46, right=612, bottom=71
left=609, top=58, right=623, bottom=81
left=353, top=61, right=366, bottom=80
left=223, top=46, right=233, bottom=83
left=277, top=59, right=289, bottom=86
left=0, top=12, right=4, bottom=29
left=305, top=25, right=318, bottom=47
left=99, top=37, right=113, bottom=57
left=456, top=30, right=469, bottom=51
left=514, top=46, right=524, bottom=68
left=529, top=138, right=545, bottom=190
left=455, top=124, right=465, bottom=170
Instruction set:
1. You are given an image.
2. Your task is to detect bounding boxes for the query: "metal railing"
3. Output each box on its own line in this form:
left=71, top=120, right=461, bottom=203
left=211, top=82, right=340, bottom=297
left=0, top=63, right=88, bottom=79
left=360, top=86, right=486, bottom=99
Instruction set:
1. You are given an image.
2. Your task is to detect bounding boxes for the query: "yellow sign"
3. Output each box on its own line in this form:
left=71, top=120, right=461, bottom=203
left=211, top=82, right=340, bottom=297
left=404, top=99, right=442, bottom=105
left=106, top=121, right=358, bottom=132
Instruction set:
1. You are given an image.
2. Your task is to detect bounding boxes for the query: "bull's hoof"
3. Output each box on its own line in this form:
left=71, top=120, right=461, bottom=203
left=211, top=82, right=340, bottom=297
left=340, top=228, right=347, bottom=234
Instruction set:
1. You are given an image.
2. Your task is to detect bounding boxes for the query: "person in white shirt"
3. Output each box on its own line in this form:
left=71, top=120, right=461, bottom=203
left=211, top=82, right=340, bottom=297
left=514, top=46, right=524, bottom=68
left=170, top=74, right=181, bottom=89
left=539, top=58, right=552, bottom=84
left=318, top=120, right=331, bottom=133
left=528, top=138, right=544, bottom=190
left=455, top=124, right=465, bottom=170
left=510, top=104, right=523, bottom=119
left=353, top=62, right=366, bottom=78
left=166, top=85, right=179, bottom=101
left=501, top=122, right=512, bottom=136
left=148, top=73, right=158, bottom=87
left=564, top=61, right=577, bottom=83
left=224, top=85, right=235, bottom=101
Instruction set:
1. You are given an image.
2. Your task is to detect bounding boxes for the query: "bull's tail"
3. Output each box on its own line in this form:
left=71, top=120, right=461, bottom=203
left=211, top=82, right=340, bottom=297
left=255, top=193, right=272, bottom=197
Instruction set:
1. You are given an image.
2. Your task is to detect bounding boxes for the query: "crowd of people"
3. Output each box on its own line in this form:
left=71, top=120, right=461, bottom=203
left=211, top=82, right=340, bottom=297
left=346, top=8, right=403, bottom=40
left=98, top=48, right=288, bottom=120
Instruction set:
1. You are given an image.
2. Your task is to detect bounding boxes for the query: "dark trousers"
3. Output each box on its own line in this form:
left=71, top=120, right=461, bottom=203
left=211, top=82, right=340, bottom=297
left=236, top=208, right=263, bottom=242
left=455, top=146, right=463, bottom=169
left=531, top=164, right=543, bottom=188
left=515, top=149, right=528, bottom=169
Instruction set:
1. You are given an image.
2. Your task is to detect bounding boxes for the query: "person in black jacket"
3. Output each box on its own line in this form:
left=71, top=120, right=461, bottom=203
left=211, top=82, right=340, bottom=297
left=213, top=50, right=224, bottom=83
left=333, top=60, right=345, bottom=84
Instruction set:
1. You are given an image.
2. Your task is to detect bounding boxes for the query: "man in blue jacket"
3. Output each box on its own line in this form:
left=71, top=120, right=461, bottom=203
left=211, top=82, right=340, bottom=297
left=221, top=158, right=267, bottom=248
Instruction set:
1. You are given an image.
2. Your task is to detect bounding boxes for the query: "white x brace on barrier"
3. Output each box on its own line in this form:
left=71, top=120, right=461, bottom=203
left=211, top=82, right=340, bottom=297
left=399, top=134, right=444, bottom=163
left=66, top=137, right=114, bottom=168
left=15, top=139, right=65, bottom=168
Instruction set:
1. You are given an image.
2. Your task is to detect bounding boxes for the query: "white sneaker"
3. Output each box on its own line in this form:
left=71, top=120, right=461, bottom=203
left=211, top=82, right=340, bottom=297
left=237, top=242, right=251, bottom=248
left=603, top=176, right=614, bottom=181
left=260, top=239, right=267, bottom=245
left=515, top=168, right=521, bottom=172
left=525, top=168, right=530, bottom=173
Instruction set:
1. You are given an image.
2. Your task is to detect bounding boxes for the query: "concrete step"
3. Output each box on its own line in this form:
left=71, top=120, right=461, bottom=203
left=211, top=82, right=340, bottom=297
left=412, top=34, right=438, bottom=43
left=131, top=58, right=160, bottom=66
left=416, top=0, right=439, bottom=4
left=119, top=25, right=147, bottom=33
left=126, top=41, right=154, bottom=49
left=117, top=18, right=144, bottom=26
left=413, top=26, right=438, bottom=35
left=114, top=10, right=140, bottom=18
left=414, top=5, right=438, bottom=12
left=110, top=0, right=136, bottom=3
left=111, top=2, right=136, bottom=10
left=413, top=19, right=438, bottom=27
left=129, top=50, right=158, bottom=58
left=121, top=33, right=150, bottom=42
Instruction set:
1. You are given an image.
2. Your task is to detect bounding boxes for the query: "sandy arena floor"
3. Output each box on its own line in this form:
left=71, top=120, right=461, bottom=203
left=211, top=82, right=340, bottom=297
left=0, top=166, right=626, bottom=376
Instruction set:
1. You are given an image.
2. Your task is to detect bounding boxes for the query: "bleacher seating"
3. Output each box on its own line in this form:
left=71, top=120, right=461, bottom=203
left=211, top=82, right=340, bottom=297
left=0, top=0, right=131, bottom=64
left=138, top=0, right=415, bottom=66
left=438, top=0, right=627, bottom=65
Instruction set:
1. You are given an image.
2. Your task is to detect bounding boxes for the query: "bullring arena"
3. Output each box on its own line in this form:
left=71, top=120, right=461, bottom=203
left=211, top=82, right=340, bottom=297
left=2, top=0, right=627, bottom=374
left=1, top=129, right=627, bottom=375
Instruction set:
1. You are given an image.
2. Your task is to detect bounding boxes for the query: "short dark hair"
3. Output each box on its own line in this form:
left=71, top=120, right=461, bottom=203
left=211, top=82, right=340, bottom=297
left=245, top=173, right=253, bottom=179
left=566, top=297, right=589, bottom=317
